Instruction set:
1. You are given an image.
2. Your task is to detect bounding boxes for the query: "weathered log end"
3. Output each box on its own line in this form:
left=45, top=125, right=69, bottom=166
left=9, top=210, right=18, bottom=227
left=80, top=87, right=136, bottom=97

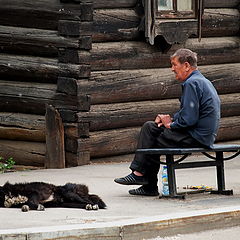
left=45, top=105, right=65, bottom=168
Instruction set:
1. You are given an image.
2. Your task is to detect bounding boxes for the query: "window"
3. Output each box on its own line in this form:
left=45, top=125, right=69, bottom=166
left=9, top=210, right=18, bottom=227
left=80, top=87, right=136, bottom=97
left=157, top=0, right=196, bottom=18
left=144, top=0, right=204, bottom=47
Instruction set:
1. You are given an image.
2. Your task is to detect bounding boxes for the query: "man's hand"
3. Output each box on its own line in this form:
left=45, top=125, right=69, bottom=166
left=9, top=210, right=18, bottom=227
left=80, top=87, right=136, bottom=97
left=156, top=114, right=172, bottom=128
left=155, top=114, right=163, bottom=127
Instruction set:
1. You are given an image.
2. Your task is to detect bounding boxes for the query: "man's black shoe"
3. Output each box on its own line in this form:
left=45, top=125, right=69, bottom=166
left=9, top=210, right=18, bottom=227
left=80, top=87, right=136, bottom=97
left=129, top=186, right=159, bottom=196
left=114, top=173, right=148, bottom=185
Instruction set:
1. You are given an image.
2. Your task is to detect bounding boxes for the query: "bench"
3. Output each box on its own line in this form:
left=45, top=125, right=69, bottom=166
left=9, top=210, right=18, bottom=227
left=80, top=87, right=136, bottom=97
left=136, top=144, right=240, bottom=199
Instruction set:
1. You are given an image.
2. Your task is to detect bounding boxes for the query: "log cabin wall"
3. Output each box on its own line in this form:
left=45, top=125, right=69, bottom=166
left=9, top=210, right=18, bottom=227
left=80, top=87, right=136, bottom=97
left=0, top=0, right=239, bottom=166
left=77, top=0, right=240, bottom=163
left=0, top=0, right=93, bottom=167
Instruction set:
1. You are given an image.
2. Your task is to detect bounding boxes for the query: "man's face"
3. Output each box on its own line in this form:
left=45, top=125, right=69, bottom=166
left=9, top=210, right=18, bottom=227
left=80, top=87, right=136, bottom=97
left=171, top=56, right=190, bottom=82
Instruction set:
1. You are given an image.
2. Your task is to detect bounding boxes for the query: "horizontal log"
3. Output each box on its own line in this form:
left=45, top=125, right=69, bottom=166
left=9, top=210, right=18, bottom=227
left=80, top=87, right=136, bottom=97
left=93, top=0, right=137, bottom=9
left=0, top=0, right=91, bottom=30
left=91, top=37, right=240, bottom=71
left=0, top=112, right=45, bottom=142
left=0, top=140, right=45, bottom=167
left=0, top=81, right=83, bottom=114
left=0, top=54, right=90, bottom=82
left=0, top=0, right=237, bottom=32
left=92, top=8, right=239, bottom=42
left=0, top=8, right=237, bottom=56
left=216, top=117, right=240, bottom=142
left=83, top=63, right=240, bottom=104
left=202, top=9, right=240, bottom=37
left=66, top=116, right=240, bottom=157
left=205, top=0, right=240, bottom=8
left=92, top=9, right=141, bottom=42
left=93, top=0, right=240, bottom=9
left=77, top=93, right=240, bottom=131
left=0, top=25, right=79, bottom=57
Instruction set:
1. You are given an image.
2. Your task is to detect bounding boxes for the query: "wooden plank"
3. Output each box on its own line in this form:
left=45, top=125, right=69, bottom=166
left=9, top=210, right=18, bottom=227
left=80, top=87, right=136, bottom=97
left=65, top=116, right=240, bottom=157
left=91, top=37, right=240, bottom=71
left=77, top=93, right=240, bottom=131
left=0, top=25, right=79, bottom=57
left=0, top=81, right=79, bottom=114
left=0, top=112, right=45, bottom=141
left=205, top=0, right=240, bottom=8
left=0, top=9, right=237, bottom=55
left=0, top=0, right=82, bottom=30
left=93, top=0, right=239, bottom=9
left=202, top=9, right=240, bottom=37
left=92, top=8, right=239, bottom=42
left=64, top=122, right=90, bottom=138
left=93, top=0, right=137, bottom=9
left=217, top=117, right=240, bottom=142
left=65, top=151, right=90, bottom=167
left=93, top=9, right=141, bottom=42
left=0, top=54, right=90, bottom=82
left=0, top=140, right=45, bottom=167
left=45, top=105, right=65, bottom=168
left=83, top=63, right=240, bottom=104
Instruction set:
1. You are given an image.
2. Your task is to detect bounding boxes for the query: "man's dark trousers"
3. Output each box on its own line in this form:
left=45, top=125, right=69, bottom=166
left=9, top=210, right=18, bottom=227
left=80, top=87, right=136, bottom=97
left=130, top=121, right=203, bottom=191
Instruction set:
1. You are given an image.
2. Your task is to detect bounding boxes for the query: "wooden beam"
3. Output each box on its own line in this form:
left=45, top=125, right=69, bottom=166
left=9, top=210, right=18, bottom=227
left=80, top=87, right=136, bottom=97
left=0, top=112, right=45, bottom=142
left=0, top=81, right=80, bottom=114
left=0, top=0, right=81, bottom=30
left=77, top=93, right=240, bottom=131
left=91, top=37, right=240, bottom=71
left=0, top=54, right=90, bottom=82
left=0, top=140, right=45, bottom=167
left=45, top=105, right=65, bottom=168
left=0, top=8, right=237, bottom=55
left=84, top=63, right=240, bottom=104
left=65, top=116, right=240, bottom=158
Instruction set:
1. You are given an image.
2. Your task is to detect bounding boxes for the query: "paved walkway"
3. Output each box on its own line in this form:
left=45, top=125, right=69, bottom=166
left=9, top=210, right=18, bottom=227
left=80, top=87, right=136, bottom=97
left=1, top=154, right=240, bottom=239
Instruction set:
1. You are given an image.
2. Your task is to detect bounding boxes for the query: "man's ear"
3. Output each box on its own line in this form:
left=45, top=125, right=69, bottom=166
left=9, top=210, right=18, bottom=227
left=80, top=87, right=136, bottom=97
left=184, top=62, right=191, bottom=71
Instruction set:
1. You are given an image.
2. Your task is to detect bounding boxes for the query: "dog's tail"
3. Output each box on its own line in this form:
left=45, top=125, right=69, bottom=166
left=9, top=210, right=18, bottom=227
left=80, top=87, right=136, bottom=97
left=89, top=194, right=107, bottom=209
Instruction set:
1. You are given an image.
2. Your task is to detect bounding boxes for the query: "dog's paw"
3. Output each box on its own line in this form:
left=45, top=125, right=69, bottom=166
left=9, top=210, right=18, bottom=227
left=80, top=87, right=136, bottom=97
left=22, top=205, right=30, bottom=212
left=92, top=204, right=99, bottom=210
left=37, top=204, right=45, bottom=211
left=85, top=204, right=93, bottom=210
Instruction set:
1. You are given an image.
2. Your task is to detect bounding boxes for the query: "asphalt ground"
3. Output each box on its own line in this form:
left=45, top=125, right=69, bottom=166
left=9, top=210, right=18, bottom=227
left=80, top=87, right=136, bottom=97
left=0, top=153, right=240, bottom=239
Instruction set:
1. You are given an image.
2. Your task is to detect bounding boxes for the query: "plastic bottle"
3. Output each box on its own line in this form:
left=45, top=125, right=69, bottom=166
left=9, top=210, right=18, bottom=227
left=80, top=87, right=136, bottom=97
left=161, top=166, right=169, bottom=196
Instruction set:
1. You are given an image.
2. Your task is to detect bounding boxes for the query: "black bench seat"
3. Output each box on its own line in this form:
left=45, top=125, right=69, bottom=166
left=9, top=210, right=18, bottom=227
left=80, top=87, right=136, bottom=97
left=136, top=144, right=240, bottom=199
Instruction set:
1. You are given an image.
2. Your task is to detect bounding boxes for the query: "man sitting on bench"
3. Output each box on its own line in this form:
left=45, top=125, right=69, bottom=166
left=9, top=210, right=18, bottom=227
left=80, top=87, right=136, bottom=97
left=114, top=48, right=221, bottom=196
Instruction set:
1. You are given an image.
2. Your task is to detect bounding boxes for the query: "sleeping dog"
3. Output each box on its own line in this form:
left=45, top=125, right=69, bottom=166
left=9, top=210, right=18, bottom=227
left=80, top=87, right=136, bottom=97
left=0, top=181, right=106, bottom=212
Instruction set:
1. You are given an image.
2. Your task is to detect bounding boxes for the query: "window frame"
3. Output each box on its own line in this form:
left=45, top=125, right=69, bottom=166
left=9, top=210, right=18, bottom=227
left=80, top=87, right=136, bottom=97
left=156, top=0, right=198, bottom=19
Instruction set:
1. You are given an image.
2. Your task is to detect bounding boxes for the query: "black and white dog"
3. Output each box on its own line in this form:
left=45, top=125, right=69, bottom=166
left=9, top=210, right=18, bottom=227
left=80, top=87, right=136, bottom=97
left=0, top=182, right=106, bottom=212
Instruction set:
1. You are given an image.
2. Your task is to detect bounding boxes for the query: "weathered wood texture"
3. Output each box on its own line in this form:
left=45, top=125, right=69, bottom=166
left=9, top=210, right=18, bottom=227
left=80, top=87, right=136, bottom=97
left=93, top=8, right=240, bottom=42
left=93, top=0, right=240, bottom=9
left=0, top=140, right=45, bottom=167
left=91, top=37, right=240, bottom=71
left=202, top=9, right=240, bottom=37
left=0, top=81, right=79, bottom=114
left=1, top=0, right=234, bottom=11
left=1, top=9, right=238, bottom=56
left=76, top=93, right=240, bottom=132
left=65, top=116, right=240, bottom=158
left=84, top=63, right=240, bottom=104
left=0, top=54, right=90, bottom=82
left=0, top=113, right=45, bottom=141
left=1, top=63, right=238, bottom=113
left=1, top=92, right=237, bottom=141
left=45, top=105, right=65, bottom=168
left=0, top=25, right=80, bottom=57
left=0, top=0, right=90, bottom=30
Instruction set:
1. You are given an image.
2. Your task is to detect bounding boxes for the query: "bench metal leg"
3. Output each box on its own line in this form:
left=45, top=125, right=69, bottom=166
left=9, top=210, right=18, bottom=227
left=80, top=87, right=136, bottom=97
left=211, top=151, right=233, bottom=195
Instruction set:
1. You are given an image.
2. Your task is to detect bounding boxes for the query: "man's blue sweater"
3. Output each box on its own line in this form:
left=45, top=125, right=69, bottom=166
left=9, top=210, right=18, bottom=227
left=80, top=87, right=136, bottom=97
left=170, top=70, right=221, bottom=148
